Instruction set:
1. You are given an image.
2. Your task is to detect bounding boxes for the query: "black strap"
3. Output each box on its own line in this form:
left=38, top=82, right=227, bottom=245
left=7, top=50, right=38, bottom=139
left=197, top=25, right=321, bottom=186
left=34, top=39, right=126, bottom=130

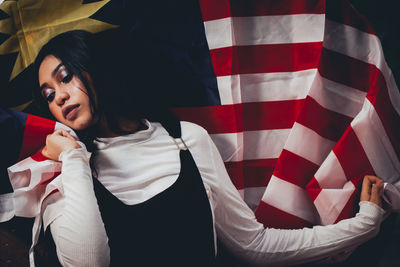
left=155, top=109, right=182, bottom=138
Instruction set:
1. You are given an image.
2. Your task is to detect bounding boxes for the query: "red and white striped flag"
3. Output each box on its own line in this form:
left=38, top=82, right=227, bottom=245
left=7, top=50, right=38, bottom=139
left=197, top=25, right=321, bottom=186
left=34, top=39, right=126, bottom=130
left=173, top=0, right=400, bottom=229
left=6, top=114, right=77, bottom=222
left=1, top=0, right=399, bottom=232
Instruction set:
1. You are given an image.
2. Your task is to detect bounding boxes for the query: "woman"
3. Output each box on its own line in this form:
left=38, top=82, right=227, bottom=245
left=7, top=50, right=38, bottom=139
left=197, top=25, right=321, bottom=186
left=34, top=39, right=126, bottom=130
left=33, top=29, right=385, bottom=266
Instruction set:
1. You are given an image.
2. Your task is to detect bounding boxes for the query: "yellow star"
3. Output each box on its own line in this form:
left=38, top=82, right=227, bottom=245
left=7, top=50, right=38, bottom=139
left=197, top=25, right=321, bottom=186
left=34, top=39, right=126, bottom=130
left=0, top=0, right=118, bottom=83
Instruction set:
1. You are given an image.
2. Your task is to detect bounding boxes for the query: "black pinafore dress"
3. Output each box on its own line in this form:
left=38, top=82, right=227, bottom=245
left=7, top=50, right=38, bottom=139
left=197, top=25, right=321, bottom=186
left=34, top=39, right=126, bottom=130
left=92, top=121, right=217, bottom=266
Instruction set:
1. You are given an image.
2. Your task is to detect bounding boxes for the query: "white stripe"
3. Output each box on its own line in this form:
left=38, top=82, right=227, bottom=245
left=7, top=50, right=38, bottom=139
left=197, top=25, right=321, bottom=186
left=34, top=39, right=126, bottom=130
left=383, top=183, right=400, bottom=211
left=204, top=17, right=233, bottom=50
left=324, top=20, right=381, bottom=65
left=204, top=14, right=325, bottom=50
left=243, top=186, right=267, bottom=212
left=261, top=176, right=320, bottom=224
left=351, top=100, right=400, bottom=189
left=314, top=181, right=355, bottom=225
left=210, top=129, right=290, bottom=161
left=243, top=129, right=290, bottom=160
left=324, top=20, right=400, bottom=116
left=0, top=193, right=14, bottom=222
left=8, top=156, right=61, bottom=190
left=387, top=74, right=400, bottom=118
left=210, top=132, right=244, bottom=162
left=217, top=74, right=242, bottom=105
left=237, top=188, right=245, bottom=201
left=284, top=123, right=336, bottom=165
left=308, top=73, right=366, bottom=118
left=8, top=156, right=46, bottom=188
left=217, top=69, right=316, bottom=105
left=314, top=151, right=348, bottom=188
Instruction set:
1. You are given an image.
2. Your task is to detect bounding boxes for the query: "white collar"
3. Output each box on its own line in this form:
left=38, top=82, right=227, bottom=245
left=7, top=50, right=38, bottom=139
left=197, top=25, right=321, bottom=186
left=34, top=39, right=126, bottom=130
left=94, top=119, right=157, bottom=149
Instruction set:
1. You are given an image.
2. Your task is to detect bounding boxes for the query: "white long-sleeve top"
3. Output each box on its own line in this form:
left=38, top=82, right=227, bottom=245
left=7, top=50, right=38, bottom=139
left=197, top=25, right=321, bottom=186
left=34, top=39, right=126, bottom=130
left=49, top=120, right=384, bottom=266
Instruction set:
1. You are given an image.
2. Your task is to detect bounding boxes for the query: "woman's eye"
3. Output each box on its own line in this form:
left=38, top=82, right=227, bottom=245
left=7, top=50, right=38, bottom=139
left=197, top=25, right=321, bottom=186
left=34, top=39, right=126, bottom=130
left=62, top=74, right=73, bottom=84
left=42, top=88, right=55, bottom=103
left=59, top=69, right=72, bottom=84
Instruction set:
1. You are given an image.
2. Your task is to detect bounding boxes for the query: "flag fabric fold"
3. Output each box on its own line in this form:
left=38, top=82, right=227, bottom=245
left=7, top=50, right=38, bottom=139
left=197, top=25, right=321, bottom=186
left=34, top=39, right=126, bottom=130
left=0, top=110, right=81, bottom=228
left=176, top=0, right=400, bottom=229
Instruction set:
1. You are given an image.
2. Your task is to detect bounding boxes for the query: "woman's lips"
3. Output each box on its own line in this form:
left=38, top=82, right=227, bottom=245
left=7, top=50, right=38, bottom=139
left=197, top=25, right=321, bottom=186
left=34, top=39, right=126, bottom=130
left=63, top=104, right=80, bottom=120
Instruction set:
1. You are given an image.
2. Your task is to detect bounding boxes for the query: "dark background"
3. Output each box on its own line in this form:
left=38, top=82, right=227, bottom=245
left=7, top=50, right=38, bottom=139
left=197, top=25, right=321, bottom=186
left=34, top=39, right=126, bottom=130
left=350, top=0, right=400, bottom=87
left=347, top=1, right=400, bottom=266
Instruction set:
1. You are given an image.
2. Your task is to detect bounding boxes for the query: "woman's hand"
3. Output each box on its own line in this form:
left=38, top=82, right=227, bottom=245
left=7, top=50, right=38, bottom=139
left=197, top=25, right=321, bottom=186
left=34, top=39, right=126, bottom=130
left=360, top=175, right=384, bottom=207
left=42, top=129, right=81, bottom=161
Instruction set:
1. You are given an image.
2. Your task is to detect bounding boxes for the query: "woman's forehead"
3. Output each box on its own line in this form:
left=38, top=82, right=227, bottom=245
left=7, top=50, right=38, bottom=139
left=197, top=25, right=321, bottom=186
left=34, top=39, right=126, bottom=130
left=38, top=55, right=62, bottom=81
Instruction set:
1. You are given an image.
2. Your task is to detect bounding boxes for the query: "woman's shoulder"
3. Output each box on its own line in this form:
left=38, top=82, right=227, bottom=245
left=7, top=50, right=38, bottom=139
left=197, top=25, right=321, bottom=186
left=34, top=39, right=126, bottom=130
left=180, top=121, right=212, bottom=145
left=180, top=121, right=209, bottom=136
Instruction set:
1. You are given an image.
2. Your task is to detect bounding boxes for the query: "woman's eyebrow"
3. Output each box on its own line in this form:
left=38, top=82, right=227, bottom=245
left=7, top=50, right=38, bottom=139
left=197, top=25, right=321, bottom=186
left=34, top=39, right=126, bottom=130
left=52, top=63, right=63, bottom=78
left=40, top=63, right=63, bottom=91
left=40, top=83, right=48, bottom=91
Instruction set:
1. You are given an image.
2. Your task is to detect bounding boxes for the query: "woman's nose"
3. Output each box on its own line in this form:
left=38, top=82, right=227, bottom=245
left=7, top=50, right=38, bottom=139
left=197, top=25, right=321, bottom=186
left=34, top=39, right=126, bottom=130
left=55, top=89, right=69, bottom=106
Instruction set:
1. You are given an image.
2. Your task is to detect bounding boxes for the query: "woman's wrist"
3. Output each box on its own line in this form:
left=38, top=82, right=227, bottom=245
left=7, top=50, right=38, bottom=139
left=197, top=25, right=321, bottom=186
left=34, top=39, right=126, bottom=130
left=59, top=146, right=91, bottom=162
left=359, top=201, right=385, bottom=222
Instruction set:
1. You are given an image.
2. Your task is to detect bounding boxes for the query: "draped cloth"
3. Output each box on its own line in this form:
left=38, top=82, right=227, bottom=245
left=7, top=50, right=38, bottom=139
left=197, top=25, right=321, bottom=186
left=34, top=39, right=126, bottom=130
left=171, top=0, right=400, bottom=229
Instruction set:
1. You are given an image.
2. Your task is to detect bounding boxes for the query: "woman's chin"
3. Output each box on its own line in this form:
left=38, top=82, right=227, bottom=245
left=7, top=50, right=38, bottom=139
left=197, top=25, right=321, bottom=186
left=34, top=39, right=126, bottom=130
left=66, top=119, right=91, bottom=131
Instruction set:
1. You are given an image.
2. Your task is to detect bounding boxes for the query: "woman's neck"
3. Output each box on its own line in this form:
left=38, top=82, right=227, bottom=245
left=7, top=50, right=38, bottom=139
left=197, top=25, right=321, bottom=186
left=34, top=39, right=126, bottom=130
left=97, top=116, right=147, bottom=138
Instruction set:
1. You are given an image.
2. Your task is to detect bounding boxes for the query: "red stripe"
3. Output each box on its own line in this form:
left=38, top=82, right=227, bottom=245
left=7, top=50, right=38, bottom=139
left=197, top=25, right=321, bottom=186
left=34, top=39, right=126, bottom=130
left=243, top=100, right=305, bottom=131
left=333, top=173, right=364, bottom=223
left=199, top=0, right=325, bottom=21
left=210, top=43, right=322, bottom=77
left=172, top=100, right=304, bottom=134
left=325, top=0, right=376, bottom=35
left=333, top=190, right=358, bottom=224
left=321, top=48, right=400, bottom=160
left=224, top=161, right=244, bottom=190
left=198, top=0, right=232, bottom=21
left=171, top=105, right=242, bottom=134
left=319, top=48, right=376, bottom=92
left=243, top=159, right=276, bottom=188
left=297, top=96, right=353, bottom=142
left=306, top=177, right=322, bottom=201
left=46, top=189, right=60, bottom=198
left=366, top=71, right=400, bottom=161
left=31, top=151, right=50, bottom=162
left=19, top=114, right=56, bottom=161
left=255, top=201, right=313, bottom=229
left=274, top=149, right=319, bottom=188
left=333, top=127, right=375, bottom=180
left=40, top=171, right=61, bottom=186
left=225, top=159, right=276, bottom=190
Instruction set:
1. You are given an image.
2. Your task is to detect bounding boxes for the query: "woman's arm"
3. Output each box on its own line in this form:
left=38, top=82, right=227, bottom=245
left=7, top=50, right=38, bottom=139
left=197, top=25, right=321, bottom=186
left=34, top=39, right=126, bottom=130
left=181, top=122, right=384, bottom=266
left=43, top=130, right=110, bottom=266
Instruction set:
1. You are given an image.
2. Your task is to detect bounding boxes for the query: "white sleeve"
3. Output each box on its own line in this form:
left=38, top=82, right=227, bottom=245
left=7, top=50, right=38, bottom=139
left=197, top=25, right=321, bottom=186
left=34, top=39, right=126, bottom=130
left=181, top=122, right=385, bottom=266
left=49, top=148, right=110, bottom=267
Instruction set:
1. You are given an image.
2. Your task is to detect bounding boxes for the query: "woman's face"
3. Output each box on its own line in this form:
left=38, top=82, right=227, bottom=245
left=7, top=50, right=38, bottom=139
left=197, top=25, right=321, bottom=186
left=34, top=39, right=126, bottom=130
left=38, top=55, right=95, bottom=130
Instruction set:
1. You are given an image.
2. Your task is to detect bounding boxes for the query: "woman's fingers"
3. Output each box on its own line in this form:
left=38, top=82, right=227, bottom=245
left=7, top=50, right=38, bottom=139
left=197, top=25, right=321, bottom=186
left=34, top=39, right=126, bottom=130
left=43, top=129, right=80, bottom=161
left=41, top=146, right=49, bottom=158
left=360, top=175, right=384, bottom=207
left=366, top=175, right=382, bottom=184
left=370, top=180, right=384, bottom=207
left=360, top=175, right=372, bottom=202
left=53, top=129, right=77, bottom=141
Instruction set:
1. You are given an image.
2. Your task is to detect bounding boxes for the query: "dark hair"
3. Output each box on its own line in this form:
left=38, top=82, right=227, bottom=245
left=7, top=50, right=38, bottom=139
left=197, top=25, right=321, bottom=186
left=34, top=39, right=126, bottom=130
left=33, top=30, right=97, bottom=121
left=33, top=29, right=179, bottom=148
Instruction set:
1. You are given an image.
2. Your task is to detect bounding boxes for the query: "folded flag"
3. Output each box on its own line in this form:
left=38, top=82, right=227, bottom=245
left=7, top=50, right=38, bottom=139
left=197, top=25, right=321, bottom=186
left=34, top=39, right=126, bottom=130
left=173, top=0, right=400, bottom=229
left=0, top=108, right=78, bottom=224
